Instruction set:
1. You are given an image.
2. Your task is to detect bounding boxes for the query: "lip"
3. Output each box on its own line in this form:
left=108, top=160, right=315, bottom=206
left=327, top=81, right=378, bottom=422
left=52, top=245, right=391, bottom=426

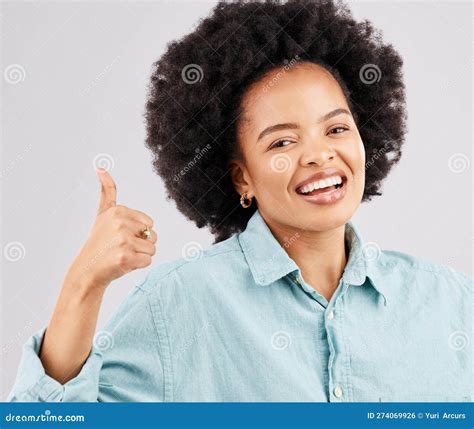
left=294, top=168, right=347, bottom=192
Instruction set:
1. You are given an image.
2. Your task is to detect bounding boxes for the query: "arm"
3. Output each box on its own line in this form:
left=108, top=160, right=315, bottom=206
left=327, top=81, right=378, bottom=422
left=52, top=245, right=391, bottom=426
left=7, top=169, right=159, bottom=401
left=7, top=277, right=166, bottom=402
left=38, top=168, right=156, bottom=385
left=38, top=268, right=107, bottom=385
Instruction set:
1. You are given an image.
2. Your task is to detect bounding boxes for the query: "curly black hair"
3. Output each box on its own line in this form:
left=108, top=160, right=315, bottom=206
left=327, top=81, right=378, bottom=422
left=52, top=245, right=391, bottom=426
left=144, top=0, right=407, bottom=243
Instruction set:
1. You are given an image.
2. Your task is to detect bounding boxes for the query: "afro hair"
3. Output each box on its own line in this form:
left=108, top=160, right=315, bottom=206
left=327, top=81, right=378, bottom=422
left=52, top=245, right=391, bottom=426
left=144, top=0, right=408, bottom=243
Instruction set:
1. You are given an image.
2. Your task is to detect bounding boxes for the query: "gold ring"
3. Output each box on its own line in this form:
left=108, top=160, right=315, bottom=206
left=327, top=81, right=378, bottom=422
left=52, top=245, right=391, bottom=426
left=141, top=224, right=151, bottom=240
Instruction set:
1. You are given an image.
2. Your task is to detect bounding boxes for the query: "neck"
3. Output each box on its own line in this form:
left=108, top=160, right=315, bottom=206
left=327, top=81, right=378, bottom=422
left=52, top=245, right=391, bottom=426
left=265, top=217, right=348, bottom=302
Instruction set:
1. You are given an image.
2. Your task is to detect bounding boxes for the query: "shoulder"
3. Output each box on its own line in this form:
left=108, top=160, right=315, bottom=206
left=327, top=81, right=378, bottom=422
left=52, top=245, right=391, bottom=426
left=377, top=249, right=472, bottom=289
left=101, top=235, right=244, bottom=331
left=135, top=233, right=244, bottom=294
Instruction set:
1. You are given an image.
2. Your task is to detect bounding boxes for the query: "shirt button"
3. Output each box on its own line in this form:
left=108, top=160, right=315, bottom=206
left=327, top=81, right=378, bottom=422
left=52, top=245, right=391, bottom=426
left=333, top=385, right=343, bottom=398
left=296, top=274, right=303, bottom=283
left=327, top=310, right=334, bottom=320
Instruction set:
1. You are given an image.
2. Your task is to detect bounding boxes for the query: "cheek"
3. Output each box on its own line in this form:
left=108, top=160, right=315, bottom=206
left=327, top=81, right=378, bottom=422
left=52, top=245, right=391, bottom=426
left=337, top=139, right=365, bottom=194
left=344, top=139, right=366, bottom=176
left=252, top=152, right=293, bottom=195
left=357, top=140, right=366, bottom=166
left=267, top=152, right=294, bottom=176
left=352, top=140, right=366, bottom=191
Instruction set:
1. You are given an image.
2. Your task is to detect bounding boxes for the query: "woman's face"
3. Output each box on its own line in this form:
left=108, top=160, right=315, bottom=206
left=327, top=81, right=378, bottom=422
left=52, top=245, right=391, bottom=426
left=229, top=62, right=366, bottom=232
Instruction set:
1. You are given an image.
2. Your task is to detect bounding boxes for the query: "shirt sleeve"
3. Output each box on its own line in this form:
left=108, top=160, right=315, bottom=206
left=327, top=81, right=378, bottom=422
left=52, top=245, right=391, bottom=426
left=6, top=325, right=102, bottom=402
left=6, top=276, right=166, bottom=402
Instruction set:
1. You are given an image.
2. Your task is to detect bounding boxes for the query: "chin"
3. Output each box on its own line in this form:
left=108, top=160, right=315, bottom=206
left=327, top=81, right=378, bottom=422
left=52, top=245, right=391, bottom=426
left=292, top=180, right=363, bottom=229
left=291, top=200, right=358, bottom=232
left=305, top=213, right=352, bottom=232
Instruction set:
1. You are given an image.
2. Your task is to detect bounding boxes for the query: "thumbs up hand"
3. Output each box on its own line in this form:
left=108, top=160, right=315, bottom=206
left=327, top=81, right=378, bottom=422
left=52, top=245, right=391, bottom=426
left=65, top=168, right=157, bottom=292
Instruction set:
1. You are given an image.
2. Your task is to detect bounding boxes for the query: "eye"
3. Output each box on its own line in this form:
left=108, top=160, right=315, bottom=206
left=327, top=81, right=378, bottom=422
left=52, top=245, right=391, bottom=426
left=269, top=139, right=293, bottom=150
left=328, top=126, right=349, bottom=135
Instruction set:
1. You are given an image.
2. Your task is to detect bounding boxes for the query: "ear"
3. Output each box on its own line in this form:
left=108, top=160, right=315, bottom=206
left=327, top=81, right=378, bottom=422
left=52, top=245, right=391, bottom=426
left=228, top=158, right=252, bottom=197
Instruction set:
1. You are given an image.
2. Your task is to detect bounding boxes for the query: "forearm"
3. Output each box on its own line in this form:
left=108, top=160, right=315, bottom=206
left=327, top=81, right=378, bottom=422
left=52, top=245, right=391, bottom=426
left=39, top=269, right=107, bottom=385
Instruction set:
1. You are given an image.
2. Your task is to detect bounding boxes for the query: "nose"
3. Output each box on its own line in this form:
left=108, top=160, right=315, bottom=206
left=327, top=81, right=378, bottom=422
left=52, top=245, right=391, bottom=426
left=299, top=138, right=336, bottom=166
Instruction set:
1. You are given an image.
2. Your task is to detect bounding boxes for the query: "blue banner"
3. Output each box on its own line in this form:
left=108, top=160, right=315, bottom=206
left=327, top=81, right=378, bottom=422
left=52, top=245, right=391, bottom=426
left=1, top=402, right=472, bottom=428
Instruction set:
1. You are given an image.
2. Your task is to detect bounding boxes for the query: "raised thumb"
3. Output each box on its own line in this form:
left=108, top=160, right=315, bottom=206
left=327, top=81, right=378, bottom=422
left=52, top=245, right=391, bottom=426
left=96, top=168, right=117, bottom=215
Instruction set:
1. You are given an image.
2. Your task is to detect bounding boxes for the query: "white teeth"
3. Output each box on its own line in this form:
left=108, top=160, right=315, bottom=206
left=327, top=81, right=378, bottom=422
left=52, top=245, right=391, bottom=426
left=298, top=175, right=343, bottom=194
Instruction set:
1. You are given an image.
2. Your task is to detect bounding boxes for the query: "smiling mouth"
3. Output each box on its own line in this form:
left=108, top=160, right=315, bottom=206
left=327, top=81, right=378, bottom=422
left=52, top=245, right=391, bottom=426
left=296, top=176, right=346, bottom=196
left=294, top=175, right=348, bottom=205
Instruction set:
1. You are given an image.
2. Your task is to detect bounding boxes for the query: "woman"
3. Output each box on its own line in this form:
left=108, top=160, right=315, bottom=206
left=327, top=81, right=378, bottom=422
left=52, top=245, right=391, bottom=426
left=8, top=0, right=471, bottom=402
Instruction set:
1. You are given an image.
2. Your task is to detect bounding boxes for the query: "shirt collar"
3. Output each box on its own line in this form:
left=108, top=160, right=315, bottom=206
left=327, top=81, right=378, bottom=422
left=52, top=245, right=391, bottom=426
left=238, top=209, right=390, bottom=305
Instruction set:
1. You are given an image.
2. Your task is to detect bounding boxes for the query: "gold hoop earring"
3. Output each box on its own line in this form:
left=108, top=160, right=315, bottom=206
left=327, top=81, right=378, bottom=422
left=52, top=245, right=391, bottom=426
left=240, top=192, right=252, bottom=208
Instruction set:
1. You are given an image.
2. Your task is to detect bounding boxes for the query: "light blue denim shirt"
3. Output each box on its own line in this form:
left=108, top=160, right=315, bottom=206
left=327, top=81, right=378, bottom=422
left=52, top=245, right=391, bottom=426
left=7, top=209, right=473, bottom=402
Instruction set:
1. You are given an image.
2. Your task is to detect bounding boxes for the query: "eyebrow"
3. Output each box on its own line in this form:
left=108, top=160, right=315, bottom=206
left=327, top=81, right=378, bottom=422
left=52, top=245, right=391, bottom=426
left=256, top=108, right=352, bottom=142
